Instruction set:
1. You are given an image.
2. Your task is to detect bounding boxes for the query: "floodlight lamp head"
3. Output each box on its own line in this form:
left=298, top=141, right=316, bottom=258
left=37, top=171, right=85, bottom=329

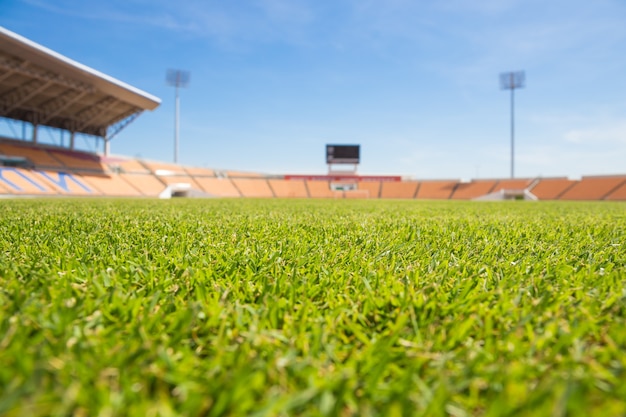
left=500, top=71, right=525, bottom=90
left=166, top=69, right=190, bottom=88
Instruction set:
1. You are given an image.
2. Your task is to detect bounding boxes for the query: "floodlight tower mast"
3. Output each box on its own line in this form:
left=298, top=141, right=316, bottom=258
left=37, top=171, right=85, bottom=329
left=166, top=69, right=190, bottom=164
left=500, top=71, right=525, bottom=179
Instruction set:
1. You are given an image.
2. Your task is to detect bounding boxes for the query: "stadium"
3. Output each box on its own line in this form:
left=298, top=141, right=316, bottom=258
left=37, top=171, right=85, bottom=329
left=1, top=25, right=626, bottom=416
left=1, top=28, right=625, bottom=201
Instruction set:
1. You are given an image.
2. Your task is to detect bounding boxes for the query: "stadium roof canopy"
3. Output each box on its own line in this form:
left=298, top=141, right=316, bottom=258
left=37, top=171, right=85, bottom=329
left=0, top=26, right=160, bottom=146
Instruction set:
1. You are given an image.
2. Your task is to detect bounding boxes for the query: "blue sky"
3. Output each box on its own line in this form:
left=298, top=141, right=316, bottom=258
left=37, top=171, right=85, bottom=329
left=2, top=0, right=626, bottom=179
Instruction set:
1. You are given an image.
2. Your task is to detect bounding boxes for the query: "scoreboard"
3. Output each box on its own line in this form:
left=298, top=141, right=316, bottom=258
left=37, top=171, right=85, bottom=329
left=326, top=144, right=360, bottom=164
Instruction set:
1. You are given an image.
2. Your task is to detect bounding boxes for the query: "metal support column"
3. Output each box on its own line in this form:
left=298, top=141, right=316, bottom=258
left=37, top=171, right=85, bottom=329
left=166, top=69, right=190, bottom=164
left=499, top=71, right=525, bottom=179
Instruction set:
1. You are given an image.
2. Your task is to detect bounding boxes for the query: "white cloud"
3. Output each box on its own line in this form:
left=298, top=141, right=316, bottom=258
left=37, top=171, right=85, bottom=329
left=564, top=122, right=626, bottom=144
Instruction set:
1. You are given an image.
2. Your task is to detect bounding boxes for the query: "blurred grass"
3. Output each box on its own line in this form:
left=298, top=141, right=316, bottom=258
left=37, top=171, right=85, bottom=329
left=0, top=198, right=625, bottom=416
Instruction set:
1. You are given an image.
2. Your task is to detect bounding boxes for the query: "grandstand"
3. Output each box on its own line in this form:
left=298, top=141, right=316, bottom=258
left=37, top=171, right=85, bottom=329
left=1, top=27, right=625, bottom=201
left=2, top=133, right=625, bottom=200
left=559, top=175, right=626, bottom=201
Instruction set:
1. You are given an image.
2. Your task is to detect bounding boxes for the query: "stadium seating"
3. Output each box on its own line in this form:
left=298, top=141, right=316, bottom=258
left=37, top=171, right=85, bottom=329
left=35, top=170, right=98, bottom=195
left=380, top=181, right=419, bottom=199
left=2, top=139, right=626, bottom=201
left=306, top=180, right=335, bottom=198
left=47, top=149, right=107, bottom=172
left=605, top=181, right=626, bottom=201
left=559, top=176, right=626, bottom=201
left=450, top=180, right=497, bottom=200
left=140, top=160, right=187, bottom=176
left=0, top=167, right=56, bottom=194
left=231, top=178, right=275, bottom=197
left=81, top=174, right=143, bottom=197
left=119, top=174, right=166, bottom=196
left=185, top=167, right=216, bottom=177
left=193, top=177, right=241, bottom=197
left=137, top=160, right=207, bottom=195
left=106, top=157, right=151, bottom=174
left=491, top=179, right=533, bottom=193
left=529, top=178, right=576, bottom=200
left=268, top=179, right=309, bottom=198
left=226, top=170, right=264, bottom=178
left=415, top=180, right=458, bottom=199
left=157, top=174, right=202, bottom=189
left=357, top=181, right=382, bottom=198
left=0, top=143, right=64, bottom=169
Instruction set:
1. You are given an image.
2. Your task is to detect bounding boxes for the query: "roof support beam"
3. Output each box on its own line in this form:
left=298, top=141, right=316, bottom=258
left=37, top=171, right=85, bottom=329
left=0, top=78, right=53, bottom=114
left=0, top=61, right=29, bottom=84
left=106, top=110, right=142, bottom=141
left=74, top=96, right=118, bottom=131
left=0, top=56, right=94, bottom=93
left=39, top=89, right=88, bottom=124
left=0, top=67, right=17, bottom=84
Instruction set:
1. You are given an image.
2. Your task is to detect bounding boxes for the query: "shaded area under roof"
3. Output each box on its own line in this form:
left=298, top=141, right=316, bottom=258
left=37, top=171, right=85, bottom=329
left=0, top=26, right=160, bottom=139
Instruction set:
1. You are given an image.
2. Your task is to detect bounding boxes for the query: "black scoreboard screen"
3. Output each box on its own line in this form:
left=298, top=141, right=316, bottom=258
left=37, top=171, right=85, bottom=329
left=326, top=144, right=360, bottom=164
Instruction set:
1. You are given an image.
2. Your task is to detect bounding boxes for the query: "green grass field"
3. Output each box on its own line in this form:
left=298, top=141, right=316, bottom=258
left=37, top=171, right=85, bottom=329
left=1, top=198, right=625, bottom=416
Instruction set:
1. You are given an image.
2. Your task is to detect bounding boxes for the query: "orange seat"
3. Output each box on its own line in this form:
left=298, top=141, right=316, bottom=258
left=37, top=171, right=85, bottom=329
left=48, top=149, right=107, bottom=172
left=451, top=180, right=497, bottom=200
left=380, top=181, right=419, bottom=198
left=0, top=143, right=63, bottom=169
left=81, top=174, right=142, bottom=196
left=35, top=170, right=98, bottom=195
left=106, top=157, right=150, bottom=174
left=559, top=176, right=626, bottom=200
left=194, top=177, right=241, bottom=197
left=157, top=175, right=202, bottom=189
left=306, top=180, right=334, bottom=198
left=119, top=174, right=167, bottom=196
left=268, top=179, right=309, bottom=198
left=357, top=181, right=382, bottom=198
left=140, top=160, right=187, bottom=176
left=416, top=180, right=458, bottom=199
left=226, top=170, right=264, bottom=178
left=185, top=167, right=215, bottom=177
left=605, top=182, right=626, bottom=201
left=491, top=179, right=533, bottom=193
left=0, top=168, right=56, bottom=194
left=529, top=178, right=576, bottom=200
left=231, top=178, right=274, bottom=197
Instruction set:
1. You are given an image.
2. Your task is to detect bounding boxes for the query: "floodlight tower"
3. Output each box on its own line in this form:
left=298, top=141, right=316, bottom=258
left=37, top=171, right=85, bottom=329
left=166, top=69, right=190, bottom=164
left=500, top=71, right=525, bottom=178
